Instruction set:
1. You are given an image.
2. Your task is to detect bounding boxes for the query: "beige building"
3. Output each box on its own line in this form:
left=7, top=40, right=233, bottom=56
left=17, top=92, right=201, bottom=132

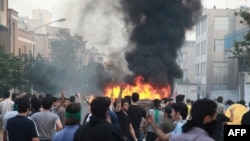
left=195, top=8, right=245, bottom=100
left=17, top=29, right=33, bottom=56
left=0, top=0, right=8, bottom=30
left=33, top=33, right=50, bottom=59
left=28, top=9, right=52, bottom=34
left=47, top=26, right=85, bottom=67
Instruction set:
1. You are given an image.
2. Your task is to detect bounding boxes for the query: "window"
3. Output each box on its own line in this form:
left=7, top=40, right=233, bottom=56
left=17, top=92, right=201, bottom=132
left=182, top=69, right=187, bottom=81
left=214, top=39, right=224, bottom=52
left=196, top=22, right=200, bottom=36
left=18, top=48, right=21, bottom=56
left=0, top=0, right=4, bottom=11
left=203, top=40, right=206, bottom=54
left=200, top=41, right=203, bottom=55
left=213, top=62, right=228, bottom=84
left=214, top=17, right=229, bottom=30
left=198, top=43, right=200, bottom=56
left=201, top=17, right=207, bottom=33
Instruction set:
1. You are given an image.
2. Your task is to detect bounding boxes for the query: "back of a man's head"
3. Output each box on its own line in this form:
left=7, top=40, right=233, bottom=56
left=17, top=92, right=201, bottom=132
left=15, top=97, right=30, bottom=113
left=175, top=94, right=185, bottom=103
left=42, top=96, right=53, bottom=110
left=131, top=92, right=139, bottom=103
left=4, top=91, right=10, bottom=98
left=153, top=99, right=161, bottom=109
left=171, top=102, right=188, bottom=120
left=217, top=96, right=223, bottom=103
left=191, top=98, right=217, bottom=123
left=91, top=96, right=110, bottom=118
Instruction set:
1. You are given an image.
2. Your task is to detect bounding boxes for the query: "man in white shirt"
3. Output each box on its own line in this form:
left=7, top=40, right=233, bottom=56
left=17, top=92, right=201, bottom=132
left=0, top=91, right=14, bottom=131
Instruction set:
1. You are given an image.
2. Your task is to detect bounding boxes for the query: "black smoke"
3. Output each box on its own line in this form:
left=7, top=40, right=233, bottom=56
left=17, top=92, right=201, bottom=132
left=121, top=0, right=202, bottom=91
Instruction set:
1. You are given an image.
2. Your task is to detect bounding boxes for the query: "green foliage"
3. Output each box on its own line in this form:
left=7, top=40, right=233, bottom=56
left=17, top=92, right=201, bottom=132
left=23, top=54, right=64, bottom=94
left=233, top=10, right=250, bottom=55
left=0, top=45, right=26, bottom=96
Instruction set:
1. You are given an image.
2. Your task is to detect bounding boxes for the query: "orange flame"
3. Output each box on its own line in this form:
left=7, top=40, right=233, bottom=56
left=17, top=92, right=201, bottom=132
left=104, top=76, right=171, bottom=100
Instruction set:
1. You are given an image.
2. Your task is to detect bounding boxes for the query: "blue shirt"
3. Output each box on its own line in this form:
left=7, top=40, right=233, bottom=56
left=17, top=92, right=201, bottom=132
left=53, top=125, right=79, bottom=141
left=170, top=121, right=185, bottom=136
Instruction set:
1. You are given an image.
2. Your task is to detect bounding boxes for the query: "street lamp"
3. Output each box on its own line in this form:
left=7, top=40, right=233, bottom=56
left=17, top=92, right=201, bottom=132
left=32, top=18, right=66, bottom=33
left=31, top=18, right=66, bottom=94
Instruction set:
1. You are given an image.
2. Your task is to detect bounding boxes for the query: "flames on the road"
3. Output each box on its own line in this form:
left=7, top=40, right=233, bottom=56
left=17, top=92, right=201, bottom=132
left=104, top=76, right=171, bottom=100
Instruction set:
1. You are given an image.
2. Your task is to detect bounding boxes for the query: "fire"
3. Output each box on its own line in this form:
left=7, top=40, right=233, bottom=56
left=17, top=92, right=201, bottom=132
left=105, top=76, right=171, bottom=100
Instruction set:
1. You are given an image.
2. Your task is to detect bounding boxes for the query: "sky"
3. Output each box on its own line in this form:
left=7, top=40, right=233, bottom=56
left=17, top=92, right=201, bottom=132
left=8, top=0, right=250, bottom=53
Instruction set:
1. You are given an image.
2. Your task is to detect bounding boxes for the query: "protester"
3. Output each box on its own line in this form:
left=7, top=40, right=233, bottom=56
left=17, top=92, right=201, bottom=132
left=4, top=97, right=39, bottom=141
left=0, top=91, right=14, bottom=130
left=146, top=102, right=188, bottom=141
left=31, top=96, right=63, bottom=141
left=128, top=92, right=147, bottom=141
left=74, top=96, right=123, bottom=141
left=53, top=102, right=81, bottom=141
left=115, top=85, right=137, bottom=141
left=169, top=98, right=217, bottom=141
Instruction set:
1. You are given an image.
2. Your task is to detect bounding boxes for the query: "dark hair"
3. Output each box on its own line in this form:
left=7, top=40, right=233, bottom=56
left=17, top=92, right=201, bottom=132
left=11, top=93, right=18, bottom=101
left=31, top=96, right=41, bottom=110
left=161, top=97, right=169, bottom=103
left=70, top=96, right=76, bottom=103
left=186, top=99, right=191, bottom=104
left=4, top=91, right=10, bottom=98
left=15, top=97, right=30, bottom=113
left=65, top=103, right=81, bottom=125
left=131, top=92, right=139, bottom=102
left=42, top=97, right=53, bottom=110
left=121, top=98, right=129, bottom=107
left=175, top=95, right=185, bottom=103
left=164, top=105, right=172, bottom=118
left=171, top=102, right=188, bottom=120
left=182, top=98, right=217, bottom=133
left=90, top=96, right=111, bottom=118
left=124, top=95, right=131, bottom=105
left=226, top=99, right=234, bottom=105
left=153, top=99, right=161, bottom=108
left=217, top=96, right=223, bottom=103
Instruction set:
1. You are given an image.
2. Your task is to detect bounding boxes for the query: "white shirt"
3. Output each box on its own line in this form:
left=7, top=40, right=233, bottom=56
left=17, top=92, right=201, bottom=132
left=0, top=99, right=14, bottom=118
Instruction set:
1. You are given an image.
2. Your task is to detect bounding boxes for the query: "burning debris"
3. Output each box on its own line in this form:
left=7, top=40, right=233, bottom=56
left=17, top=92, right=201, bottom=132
left=104, top=76, right=171, bottom=99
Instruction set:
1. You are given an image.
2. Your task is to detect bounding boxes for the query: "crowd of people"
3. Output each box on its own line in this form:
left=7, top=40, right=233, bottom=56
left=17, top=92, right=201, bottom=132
left=0, top=88, right=249, bottom=141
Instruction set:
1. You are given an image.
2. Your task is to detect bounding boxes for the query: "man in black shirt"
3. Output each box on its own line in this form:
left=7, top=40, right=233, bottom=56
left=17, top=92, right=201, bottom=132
left=128, top=92, right=147, bottom=141
left=4, top=97, right=39, bottom=141
left=74, top=96, right=123, bottom=141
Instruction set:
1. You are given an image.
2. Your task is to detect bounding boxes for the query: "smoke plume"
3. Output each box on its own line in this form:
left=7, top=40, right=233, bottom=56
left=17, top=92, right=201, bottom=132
left=121, top=0, right=202, bottom=90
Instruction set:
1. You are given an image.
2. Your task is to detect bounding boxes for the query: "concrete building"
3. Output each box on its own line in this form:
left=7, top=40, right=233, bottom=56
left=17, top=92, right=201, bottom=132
left=17, top=29, right=33, bottom=56
left=0, top=9, right=33, bottom=56
left=46, top=26, right=85, bottom=67
left=175, top=41, right=198, bottom=100
left=82, top=47, right=105, bottom=66
left=28, top=9, right=52, bottom=34
left=0, top=9, right=19, bottom=54
left=0, top=0, right=9, bottom=51
left=0, top=0, right=8, bottom=30
left=195, top=8, right=245, bottom=101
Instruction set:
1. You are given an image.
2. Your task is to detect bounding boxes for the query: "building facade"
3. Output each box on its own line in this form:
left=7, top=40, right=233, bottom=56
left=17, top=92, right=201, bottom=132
left=175, top=41, right=197, bottom=100
left=195, top=8, right=245, bottom=100
left=82, top=47, right=105, bottom=66
left=28, top=9, right=52, bottom=34
left=0, top=0, right=8, bottom=50
left=0, top=0, right=8, bottom=30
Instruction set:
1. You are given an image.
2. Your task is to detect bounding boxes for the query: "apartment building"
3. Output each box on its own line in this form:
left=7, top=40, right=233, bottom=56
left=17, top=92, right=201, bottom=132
left=195, top=8, right=245, bottom=100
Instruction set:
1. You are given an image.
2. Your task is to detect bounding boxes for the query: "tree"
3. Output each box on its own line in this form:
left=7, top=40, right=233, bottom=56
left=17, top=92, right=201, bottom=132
left=50, top=29, right=83, bottom=93
left=232, top=10, right=250, bottom=70
left=0, top=45, right=25, bottom=95
left=23, top=54, right=64, bottom=94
